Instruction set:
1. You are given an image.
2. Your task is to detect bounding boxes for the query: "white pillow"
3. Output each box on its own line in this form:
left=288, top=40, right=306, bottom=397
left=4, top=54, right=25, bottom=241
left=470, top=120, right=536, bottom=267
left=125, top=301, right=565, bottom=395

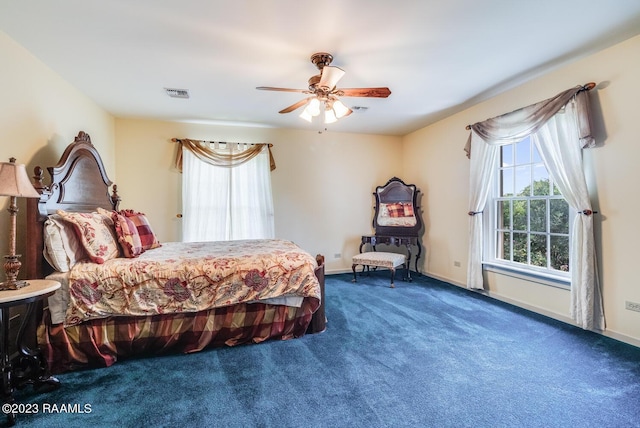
left=43, top=215, right=87, bottom=272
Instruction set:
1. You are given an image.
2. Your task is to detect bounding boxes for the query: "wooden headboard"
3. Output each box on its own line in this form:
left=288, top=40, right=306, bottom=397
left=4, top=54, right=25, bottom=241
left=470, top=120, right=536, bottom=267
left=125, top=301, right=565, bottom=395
left=25, top=131, right=120, bottom=279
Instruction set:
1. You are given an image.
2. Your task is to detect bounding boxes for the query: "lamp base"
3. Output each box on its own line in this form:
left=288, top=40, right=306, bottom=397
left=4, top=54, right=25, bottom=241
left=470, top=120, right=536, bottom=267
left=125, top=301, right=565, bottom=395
left=0, top=279, right=28, bottom=291
left=2, top=253, right=26, bottom=291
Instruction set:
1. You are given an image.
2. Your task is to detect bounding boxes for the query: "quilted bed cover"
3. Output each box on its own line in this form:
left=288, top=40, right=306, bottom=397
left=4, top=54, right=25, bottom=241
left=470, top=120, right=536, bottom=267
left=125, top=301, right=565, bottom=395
left=63, top=239, right=321, bottom=326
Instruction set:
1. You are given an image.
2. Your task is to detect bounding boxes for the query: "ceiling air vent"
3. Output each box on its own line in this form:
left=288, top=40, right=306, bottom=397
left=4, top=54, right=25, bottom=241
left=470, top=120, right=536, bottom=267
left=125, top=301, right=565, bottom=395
left=165, top=88, right=190, bottom=99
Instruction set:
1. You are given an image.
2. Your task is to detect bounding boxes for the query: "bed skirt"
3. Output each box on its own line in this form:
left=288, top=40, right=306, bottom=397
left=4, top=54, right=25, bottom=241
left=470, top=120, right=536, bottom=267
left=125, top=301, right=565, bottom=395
left=38, top=297, right=319, bottom=373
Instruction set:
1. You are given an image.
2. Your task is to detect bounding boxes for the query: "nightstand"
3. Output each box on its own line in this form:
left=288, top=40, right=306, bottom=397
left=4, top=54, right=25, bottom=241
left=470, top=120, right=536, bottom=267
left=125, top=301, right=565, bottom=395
left=0, top=279, right=61, bottom=426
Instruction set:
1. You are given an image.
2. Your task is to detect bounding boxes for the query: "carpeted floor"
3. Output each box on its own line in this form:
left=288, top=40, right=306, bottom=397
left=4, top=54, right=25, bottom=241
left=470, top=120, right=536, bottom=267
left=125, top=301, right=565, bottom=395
left=10, top=271, right=640, bottom=427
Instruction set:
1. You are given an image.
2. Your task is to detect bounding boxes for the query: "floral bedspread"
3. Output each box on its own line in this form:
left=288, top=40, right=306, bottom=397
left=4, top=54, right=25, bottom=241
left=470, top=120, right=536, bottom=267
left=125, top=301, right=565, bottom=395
left=65, top=239, right=320, bottom=326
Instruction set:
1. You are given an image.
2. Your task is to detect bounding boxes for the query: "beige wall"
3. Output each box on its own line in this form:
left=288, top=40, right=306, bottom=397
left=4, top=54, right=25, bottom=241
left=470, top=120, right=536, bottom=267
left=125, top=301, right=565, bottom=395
left=114, top=119, right=402, bottom=273
left=3, top=25, right=639, bottom=346
left=0, top=31, right=115, bottom=276
left=402, top=34, right=640, bottom=345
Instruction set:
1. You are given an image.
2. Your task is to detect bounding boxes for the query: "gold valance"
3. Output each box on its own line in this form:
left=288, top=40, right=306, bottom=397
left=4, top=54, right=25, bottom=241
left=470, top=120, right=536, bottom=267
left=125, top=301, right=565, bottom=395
left=172, top=138, right=275, bottom=172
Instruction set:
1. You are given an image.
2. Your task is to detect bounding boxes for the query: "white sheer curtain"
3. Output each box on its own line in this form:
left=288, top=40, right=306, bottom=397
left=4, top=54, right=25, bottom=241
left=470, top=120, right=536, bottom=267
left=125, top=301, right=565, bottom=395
left=465, top=84, right=603, bottom=330
left=182, top=144, right=274, bottom=242
left=531, top=102, right=604, bottom=330
left=467, top=133, right=501, bottom=290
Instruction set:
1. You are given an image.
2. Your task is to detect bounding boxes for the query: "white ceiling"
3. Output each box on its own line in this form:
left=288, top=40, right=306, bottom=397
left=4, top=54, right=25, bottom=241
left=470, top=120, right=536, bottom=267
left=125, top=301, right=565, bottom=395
left=1, top=1, right=640, bottom=136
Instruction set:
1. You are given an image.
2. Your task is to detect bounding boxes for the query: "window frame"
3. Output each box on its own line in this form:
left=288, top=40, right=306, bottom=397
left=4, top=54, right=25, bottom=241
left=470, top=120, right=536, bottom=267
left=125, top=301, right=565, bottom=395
left=181, top=144, right=275, bottom=242
left=482, top=136, right=571, bottom=288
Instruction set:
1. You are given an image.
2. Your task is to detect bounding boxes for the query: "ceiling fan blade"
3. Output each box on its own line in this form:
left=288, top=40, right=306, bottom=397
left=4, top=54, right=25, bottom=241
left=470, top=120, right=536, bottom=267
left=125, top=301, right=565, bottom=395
left=338, top=87, right=392, bottom=98
left=278, top=97, right=313, bottom=114
left=256, top=86, right=307, bottom=93
left=318, top=66, right=345, bottom=90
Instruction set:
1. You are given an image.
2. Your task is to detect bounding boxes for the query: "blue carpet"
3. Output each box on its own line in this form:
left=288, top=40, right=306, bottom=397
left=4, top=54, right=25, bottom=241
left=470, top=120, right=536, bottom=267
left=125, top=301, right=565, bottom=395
left=10, top=272, right=640, bottom=427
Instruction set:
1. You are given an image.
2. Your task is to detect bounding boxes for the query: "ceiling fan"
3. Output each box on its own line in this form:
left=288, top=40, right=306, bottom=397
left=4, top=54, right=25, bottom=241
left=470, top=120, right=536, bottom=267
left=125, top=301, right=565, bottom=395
left=256, top=52, right=391, bottom=123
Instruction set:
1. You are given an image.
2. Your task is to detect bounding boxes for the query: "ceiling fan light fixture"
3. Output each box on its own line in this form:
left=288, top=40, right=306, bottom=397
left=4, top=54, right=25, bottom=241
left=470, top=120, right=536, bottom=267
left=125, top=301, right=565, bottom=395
left=257, top=52, right=390, bottom=125
left=324, top=108, right=338, bottom=124
left=332, top=99, right=352, bottom=118
left=306, top=98, right=321, bottom=116
left=299, top=108, right=313, bottom=122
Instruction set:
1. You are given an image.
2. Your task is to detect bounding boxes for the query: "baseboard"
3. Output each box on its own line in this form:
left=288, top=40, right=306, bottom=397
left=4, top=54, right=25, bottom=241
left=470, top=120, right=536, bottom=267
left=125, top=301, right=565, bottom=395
left=424, top=272, right=640, bottom=349
left=603, top=329, right=640, bottom=348
left=422, top=271, right=466, bottom=288
left=481, top=290, right=640, bottom=348
left=327, top=269, right=640, bottom=349
left=326, top=268, right=353, bottom=275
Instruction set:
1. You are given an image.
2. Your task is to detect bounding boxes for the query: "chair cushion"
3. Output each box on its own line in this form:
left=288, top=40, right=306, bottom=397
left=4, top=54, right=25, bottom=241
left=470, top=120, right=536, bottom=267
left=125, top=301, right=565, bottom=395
left=352, top=252, right=406, bottom=269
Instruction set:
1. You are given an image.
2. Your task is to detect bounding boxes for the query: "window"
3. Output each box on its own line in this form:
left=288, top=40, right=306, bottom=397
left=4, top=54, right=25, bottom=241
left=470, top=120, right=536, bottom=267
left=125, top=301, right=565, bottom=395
left=181, top=144, right=274, bottom=242
left=485, top=136, right=570, bottom=282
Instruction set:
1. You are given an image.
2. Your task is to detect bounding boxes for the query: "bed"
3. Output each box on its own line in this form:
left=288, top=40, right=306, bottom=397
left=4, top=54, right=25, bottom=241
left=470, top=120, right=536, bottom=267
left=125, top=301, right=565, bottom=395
left=24, top=131, right=326, bottom=373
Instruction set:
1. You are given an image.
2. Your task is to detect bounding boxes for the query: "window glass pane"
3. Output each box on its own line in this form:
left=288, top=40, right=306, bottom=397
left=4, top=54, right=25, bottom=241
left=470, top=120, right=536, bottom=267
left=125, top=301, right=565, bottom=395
left=512, top=200, right=527, bottom=231
left=530, top=234, right=547, bottom=267
left=515, top=138, right=531, bottom=165
left=500, top=169, right=514, bottom=197
left=532, top=166, right=550, bottom=196
left=530, top=200, right=547, bottom=232
left=513, top=232, right=528, bottom=263
left=497, top=200, right=509, bottom=229
left=550, top=199, right=569, bottom=234
left=550, top=235, right=570, bottom=271
left=489, top=138, right=571, bottom=277
left=514, top=166, right=530, bottom=196
left=497, top=231, right=509, bottom=260
left=501, top=145, right=513, bottom=167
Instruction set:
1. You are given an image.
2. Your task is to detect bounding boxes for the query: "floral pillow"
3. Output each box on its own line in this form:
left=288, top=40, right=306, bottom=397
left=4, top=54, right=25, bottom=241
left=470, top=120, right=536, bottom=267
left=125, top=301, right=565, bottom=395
left=56, top=210, right=120, bottom=264
left=97, top=208, right=145, bottom=258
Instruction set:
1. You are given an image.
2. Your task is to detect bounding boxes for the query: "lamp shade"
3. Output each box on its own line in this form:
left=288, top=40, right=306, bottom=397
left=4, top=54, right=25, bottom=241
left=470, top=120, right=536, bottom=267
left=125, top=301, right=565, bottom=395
left=332, top=99, right=352, bottom=119
left=0, top=158, right=40, bottom=198
left=306, top=98, right=321, bottom=117
left=324, top=108, right=338, bottom=124
left=299, top=109, right=313, bottom=122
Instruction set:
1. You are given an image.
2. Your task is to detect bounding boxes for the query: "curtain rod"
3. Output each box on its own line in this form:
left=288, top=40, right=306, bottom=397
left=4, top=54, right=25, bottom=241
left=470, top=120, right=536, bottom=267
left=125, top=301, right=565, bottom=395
left=171, top=138, right=272, bottom=147
left=464, top=82, right=596, bottom=130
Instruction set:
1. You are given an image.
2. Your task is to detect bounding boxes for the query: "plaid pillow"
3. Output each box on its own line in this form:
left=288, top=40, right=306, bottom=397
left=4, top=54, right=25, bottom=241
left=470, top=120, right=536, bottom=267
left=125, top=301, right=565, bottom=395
left=403, top=203, right=415, bottom=217
left=119, top=210, right=161, bottom=250
left=56, top=210, right=120, bottom=264
left=386, top=203, right=406, bottom=218
left=113, top=212, right=145, bottom=258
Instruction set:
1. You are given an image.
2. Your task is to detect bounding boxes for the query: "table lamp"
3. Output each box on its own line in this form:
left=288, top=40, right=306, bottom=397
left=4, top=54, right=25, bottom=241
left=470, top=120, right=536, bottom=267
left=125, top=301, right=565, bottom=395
left=0, top=157, right=41, bottom=290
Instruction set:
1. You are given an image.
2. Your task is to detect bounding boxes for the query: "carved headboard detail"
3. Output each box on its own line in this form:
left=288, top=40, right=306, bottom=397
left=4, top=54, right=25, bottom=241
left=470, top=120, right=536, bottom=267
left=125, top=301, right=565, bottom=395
left=25, top=131, right=120, bottom=279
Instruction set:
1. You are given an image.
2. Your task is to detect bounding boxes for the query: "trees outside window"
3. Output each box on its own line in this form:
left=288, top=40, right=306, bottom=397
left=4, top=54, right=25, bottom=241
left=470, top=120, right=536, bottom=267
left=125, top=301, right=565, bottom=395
left=488, top=136, right=570, bottom=278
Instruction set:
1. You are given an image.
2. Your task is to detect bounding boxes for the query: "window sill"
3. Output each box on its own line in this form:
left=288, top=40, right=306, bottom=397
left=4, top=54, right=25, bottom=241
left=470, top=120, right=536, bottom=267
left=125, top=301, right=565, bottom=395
left=483, top=262, right=570, bottom=290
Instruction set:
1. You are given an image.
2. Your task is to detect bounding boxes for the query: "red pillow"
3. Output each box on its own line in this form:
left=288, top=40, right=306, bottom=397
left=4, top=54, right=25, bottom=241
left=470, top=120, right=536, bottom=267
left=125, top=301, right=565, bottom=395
left=403, top=203, right=415, bottom=217
left=386, top=203, right=405, bottom=218
left=119, top=210, right=161, bottom=250
left=113, top=212, right=145, bottom=257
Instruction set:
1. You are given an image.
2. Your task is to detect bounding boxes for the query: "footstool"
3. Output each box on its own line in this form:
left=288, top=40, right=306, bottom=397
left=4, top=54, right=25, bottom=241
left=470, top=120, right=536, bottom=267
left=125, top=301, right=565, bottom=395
left=352, top=252, right=407, bottom=288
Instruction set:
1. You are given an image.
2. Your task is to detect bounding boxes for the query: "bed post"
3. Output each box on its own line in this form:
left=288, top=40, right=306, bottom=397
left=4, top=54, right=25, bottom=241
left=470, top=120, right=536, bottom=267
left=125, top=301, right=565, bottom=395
left=307, top=254, right=326, bottom=333
left=25, top=167, right=49, bottom=280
